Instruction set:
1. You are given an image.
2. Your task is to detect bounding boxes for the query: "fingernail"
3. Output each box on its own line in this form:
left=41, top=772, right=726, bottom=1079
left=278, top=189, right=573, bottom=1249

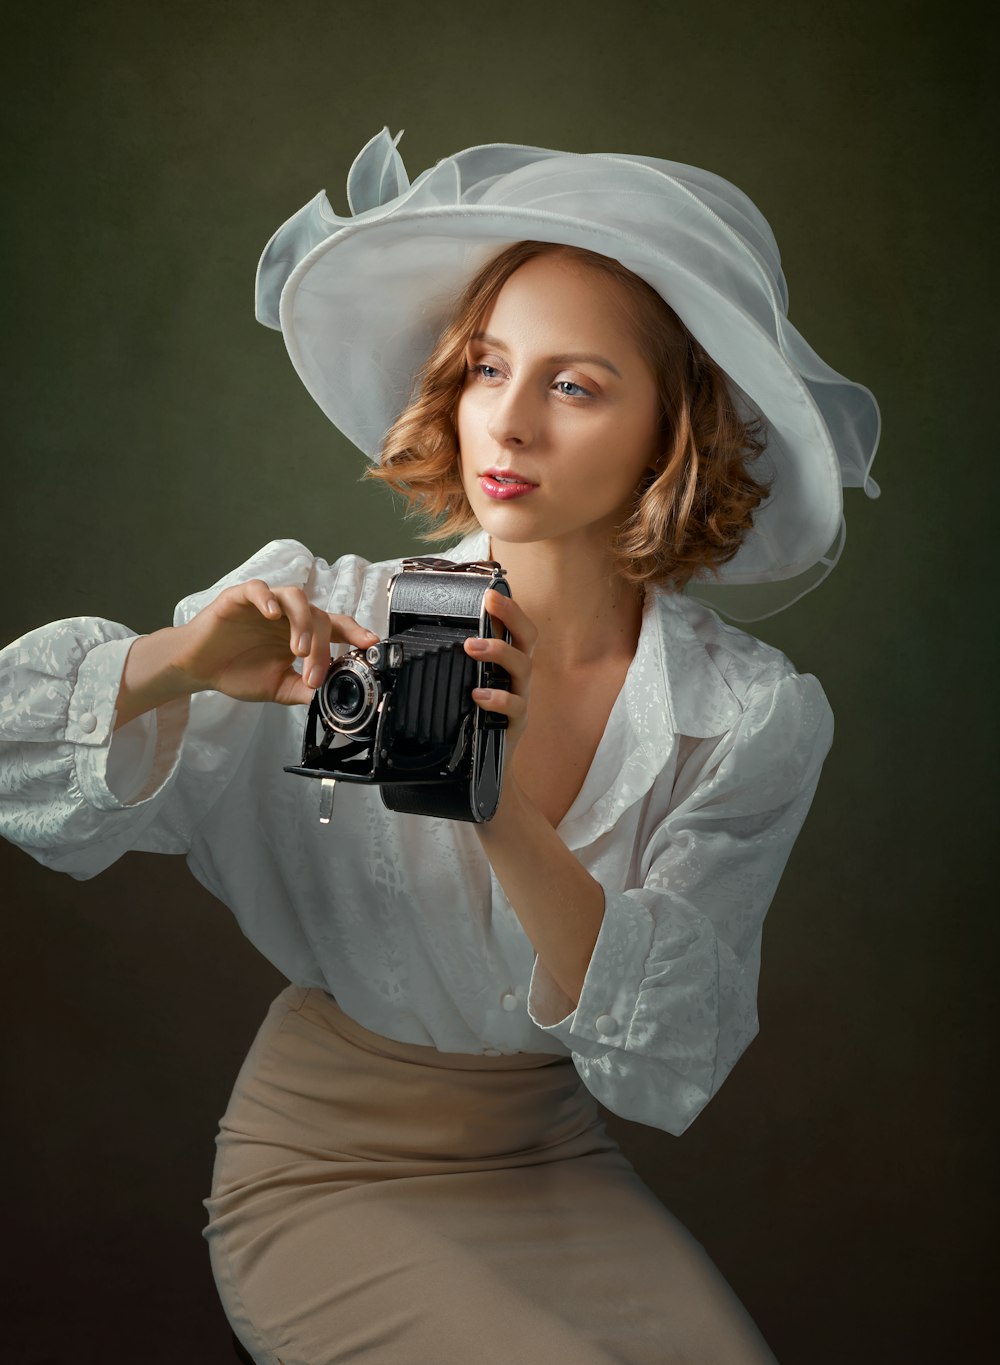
left=473, top=688, right=493, bottom=700
left=266, top=599, right=280, bottom=616
left=467, top=638, right=487, bottom=652
left=306, top=664, right=324, bottom=688
left=297, top=632, right=311, bottom=655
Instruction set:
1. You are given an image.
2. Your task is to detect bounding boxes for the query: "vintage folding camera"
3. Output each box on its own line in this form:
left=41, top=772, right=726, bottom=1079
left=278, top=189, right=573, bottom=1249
left=284, top=557, right=512, bottom=824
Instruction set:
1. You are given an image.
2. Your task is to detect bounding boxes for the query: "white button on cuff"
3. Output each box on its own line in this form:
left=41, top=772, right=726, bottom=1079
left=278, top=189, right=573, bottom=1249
left=78, top=713, right=98, bottom=734
left=595, top=1014, right=619, bottom=1036
left=501, top=991, right=518, bottom=1012
left=483, top=1047, right=502, bottom=1056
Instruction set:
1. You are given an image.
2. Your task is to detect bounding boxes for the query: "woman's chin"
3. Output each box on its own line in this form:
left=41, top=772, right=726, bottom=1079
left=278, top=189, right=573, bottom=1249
left=477, top=519, right=550, bottom=550
left=470, top=503, right=540, bottom=537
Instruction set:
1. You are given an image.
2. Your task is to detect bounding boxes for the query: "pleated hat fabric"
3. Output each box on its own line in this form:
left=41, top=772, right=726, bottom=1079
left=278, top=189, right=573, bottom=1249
left=255, top=127, right=881, bottom=621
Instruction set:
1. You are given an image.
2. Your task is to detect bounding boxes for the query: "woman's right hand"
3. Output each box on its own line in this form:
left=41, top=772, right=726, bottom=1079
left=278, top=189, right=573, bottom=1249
left=174, top=579, right=379, bottom=706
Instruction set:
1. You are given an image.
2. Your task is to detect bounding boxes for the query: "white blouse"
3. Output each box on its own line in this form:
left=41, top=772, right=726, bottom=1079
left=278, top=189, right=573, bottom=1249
left=0, top=526, right=834, bottom=1137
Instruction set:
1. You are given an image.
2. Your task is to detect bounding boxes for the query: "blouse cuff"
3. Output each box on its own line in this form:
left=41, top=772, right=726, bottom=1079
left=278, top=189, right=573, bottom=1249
left=72, top=637, right=190, bottom=811
left=525, top=888, right=654, bottom=1050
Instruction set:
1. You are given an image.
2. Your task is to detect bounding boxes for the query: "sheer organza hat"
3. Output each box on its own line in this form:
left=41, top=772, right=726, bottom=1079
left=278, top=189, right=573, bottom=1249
left=255, top=126, right=881, bottom=622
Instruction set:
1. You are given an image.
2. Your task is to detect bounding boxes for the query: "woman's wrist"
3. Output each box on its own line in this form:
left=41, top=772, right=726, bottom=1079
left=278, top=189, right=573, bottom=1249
left=475, top=770, right=529, bottom=838
left=113, top=625, right=200, bottom=731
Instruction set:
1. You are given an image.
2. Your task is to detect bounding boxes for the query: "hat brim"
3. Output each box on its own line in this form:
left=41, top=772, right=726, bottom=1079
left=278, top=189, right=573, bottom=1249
left=279, top=205, right=843, bottom=585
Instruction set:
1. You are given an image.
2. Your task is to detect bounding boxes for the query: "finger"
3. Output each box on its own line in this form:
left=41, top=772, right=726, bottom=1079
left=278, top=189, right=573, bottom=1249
left=483, top=588, right=538, bottom=653
left=269, top=585, right=316, bottom=657
left=304, top=612, right=381, bottom=691
left=301, top=606, right=333, bottom=690
left=471, top=686, right=527, bottom=721
left=328, top=613, right=381, bottom=650
left=463, top=634, right=531, bottom=691
left=273, top=663, right=317, bottom=708
left=242, top=578, right=282, bottom=621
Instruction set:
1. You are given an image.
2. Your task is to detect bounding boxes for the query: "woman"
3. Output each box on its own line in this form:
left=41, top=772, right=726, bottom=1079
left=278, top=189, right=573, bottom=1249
left=0, top=128, right=881, bottom=1363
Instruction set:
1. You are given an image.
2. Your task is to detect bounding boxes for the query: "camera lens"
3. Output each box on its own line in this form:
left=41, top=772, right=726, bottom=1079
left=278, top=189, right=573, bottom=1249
left=329, top=672, right=364, bottom=719
left=317, top=659, right=378, bottom=735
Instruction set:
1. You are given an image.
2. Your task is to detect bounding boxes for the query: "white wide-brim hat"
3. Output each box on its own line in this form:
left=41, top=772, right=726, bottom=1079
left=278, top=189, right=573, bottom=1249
left=255, top=126, right=881, bottom=622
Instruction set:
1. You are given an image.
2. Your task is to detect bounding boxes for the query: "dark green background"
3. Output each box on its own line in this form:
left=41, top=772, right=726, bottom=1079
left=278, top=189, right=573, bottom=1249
left=2, top=2, right=993, bottom=1361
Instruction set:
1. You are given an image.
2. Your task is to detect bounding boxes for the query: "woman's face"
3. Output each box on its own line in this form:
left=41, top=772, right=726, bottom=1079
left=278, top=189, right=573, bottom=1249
left=455, top=253, right=662, bottom=555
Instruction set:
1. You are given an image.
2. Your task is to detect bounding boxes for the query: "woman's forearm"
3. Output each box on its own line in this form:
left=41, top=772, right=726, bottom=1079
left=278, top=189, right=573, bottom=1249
left=474, top=776, right=605, bottom=1009
left=114, top=627, right=197, bottom=730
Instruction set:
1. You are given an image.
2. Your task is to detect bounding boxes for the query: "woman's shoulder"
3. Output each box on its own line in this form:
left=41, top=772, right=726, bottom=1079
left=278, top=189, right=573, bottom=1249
left=657, top=586, right=823, bottom=710
left=649, top=588, right=834, bottom=770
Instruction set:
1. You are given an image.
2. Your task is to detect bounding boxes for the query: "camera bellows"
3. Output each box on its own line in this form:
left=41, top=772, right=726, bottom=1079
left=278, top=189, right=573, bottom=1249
left=389, top=628, right=477, bottom=746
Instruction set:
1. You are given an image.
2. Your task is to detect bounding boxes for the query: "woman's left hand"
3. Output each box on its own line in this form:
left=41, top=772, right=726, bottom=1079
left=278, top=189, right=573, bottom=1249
left=463, top=588, right=537, bottom=770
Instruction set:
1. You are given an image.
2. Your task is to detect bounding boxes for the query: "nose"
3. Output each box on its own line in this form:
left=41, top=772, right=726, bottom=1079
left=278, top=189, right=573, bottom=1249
left=485, top=374, right=539, bottom=449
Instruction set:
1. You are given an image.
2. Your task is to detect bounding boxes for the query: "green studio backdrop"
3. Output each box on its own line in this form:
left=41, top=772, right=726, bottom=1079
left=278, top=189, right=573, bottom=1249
left=1, top=2, right=993, bottom=1362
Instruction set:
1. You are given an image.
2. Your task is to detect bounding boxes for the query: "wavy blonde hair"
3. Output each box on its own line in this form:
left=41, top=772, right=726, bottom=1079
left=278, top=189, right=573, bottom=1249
left=362, top=240, right=773, bottom=594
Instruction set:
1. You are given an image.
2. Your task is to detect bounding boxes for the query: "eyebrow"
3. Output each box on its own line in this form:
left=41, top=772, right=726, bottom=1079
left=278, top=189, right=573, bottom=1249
left=469, top=331, right=623, bottom=380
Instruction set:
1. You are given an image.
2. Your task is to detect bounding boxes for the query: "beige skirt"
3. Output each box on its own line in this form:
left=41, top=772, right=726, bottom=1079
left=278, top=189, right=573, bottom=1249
left=201, top=984, right=778, bottom=1365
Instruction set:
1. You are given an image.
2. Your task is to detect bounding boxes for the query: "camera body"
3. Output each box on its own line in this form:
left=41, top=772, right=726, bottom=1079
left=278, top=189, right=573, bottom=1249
left=284, top=557, right=512, bottom=823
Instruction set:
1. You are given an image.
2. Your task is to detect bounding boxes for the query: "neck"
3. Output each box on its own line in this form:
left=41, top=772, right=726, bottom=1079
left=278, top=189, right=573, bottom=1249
left=486, top=531, right=646, bottom=671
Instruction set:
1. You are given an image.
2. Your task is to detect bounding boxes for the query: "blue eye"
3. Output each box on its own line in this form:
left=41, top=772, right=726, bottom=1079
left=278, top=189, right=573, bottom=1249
left=466, top=363, right=592, bottom=398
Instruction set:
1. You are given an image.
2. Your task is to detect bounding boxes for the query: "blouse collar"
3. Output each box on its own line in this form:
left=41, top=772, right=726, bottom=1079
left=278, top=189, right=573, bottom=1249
left=441, top=528, right=742, bottom=846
